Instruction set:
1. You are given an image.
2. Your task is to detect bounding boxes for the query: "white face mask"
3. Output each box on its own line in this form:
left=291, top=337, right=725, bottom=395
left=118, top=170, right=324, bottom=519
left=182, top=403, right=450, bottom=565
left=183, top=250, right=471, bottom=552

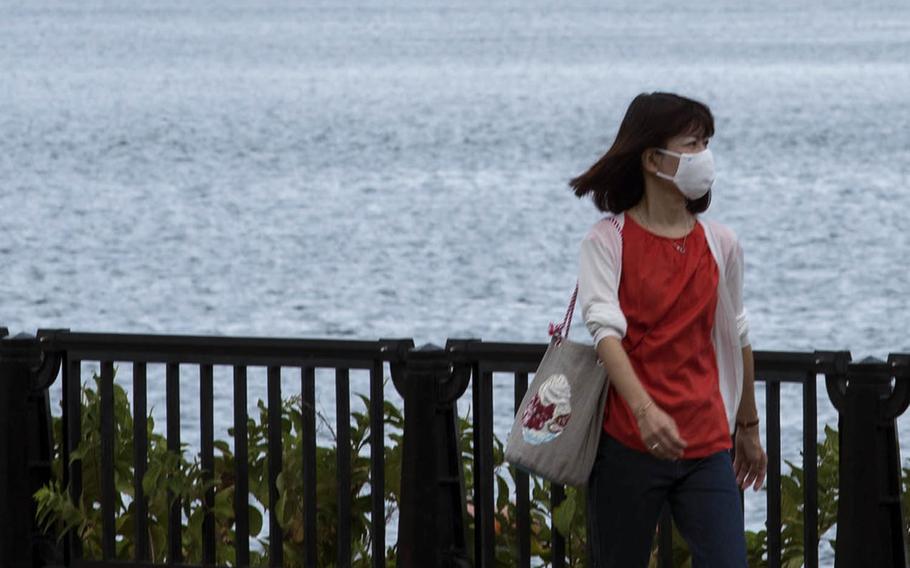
left=655, top=147, right=715, bottom=200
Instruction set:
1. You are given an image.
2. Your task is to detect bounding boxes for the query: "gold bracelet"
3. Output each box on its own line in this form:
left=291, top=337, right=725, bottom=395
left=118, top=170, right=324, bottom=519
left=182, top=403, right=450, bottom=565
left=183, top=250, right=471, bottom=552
left=635, top=400, right=653, bottom=420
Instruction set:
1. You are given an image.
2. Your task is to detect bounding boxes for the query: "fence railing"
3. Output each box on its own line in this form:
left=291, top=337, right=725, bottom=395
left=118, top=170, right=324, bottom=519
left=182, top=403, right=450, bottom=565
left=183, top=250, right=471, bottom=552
left=35, top=330, right=417, bottom=568
left=0, top=329, right=908, bottom=567
left=447, top=342, right=851, bottom=568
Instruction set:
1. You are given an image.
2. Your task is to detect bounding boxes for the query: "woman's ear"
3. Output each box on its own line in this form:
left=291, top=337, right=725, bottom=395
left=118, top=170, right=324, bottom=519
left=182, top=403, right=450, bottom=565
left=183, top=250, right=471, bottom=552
left=641, top=148, right=660, bottom=175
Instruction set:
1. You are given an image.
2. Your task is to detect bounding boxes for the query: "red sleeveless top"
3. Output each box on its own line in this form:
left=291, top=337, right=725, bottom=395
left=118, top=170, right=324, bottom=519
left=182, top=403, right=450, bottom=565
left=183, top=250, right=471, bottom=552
left=603, top=214, right=732, bottom=458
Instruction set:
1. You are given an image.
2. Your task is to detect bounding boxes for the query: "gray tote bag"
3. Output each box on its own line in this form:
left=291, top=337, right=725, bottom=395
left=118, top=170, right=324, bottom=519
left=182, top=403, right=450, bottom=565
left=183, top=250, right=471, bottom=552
left=504, top=283, right=610, bottom=487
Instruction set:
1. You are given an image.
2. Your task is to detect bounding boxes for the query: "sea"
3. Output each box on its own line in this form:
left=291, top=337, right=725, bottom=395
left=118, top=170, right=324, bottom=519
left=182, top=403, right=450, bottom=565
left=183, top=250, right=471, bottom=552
left=2, top=0, right=909, bottom=563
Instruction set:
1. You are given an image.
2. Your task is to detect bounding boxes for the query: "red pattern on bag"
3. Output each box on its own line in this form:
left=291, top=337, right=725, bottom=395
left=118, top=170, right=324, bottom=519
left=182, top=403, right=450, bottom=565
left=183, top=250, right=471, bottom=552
left=521, top=393, right=555, bottom=430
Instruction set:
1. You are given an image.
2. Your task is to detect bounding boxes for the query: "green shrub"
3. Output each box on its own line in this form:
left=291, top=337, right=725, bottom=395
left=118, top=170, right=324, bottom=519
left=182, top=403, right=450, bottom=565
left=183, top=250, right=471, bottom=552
left=35, top=370, right=396, bottom=566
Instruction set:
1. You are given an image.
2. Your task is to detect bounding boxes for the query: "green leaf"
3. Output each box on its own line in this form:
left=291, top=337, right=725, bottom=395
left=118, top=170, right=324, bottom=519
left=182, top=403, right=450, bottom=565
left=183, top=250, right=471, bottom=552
left=249, top=504, right=263, bottom=536
left=552, top=493, right=576, bottom=537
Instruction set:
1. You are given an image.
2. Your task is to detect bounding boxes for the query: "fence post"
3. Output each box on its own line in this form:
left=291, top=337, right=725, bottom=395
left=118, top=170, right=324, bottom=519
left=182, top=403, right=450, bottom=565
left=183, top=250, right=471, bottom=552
left=0, top=333, right=43, bottom=567
left=824, top=353, right=910, bottom=567
left=393, top=342, right=473, bottom=568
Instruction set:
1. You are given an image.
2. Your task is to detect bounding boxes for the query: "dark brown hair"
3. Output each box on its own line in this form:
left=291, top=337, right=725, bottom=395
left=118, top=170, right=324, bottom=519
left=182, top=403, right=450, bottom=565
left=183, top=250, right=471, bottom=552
left=569, top=92, right=715, bottom=214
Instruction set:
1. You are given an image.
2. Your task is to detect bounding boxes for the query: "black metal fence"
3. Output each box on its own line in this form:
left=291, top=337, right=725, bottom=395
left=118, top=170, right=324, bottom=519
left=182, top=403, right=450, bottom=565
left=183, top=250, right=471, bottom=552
left=40, top=330, right=414, bottom=568
left=1, top=329, right=908, bottom=567
left=446, top=342, right=856, bottom=568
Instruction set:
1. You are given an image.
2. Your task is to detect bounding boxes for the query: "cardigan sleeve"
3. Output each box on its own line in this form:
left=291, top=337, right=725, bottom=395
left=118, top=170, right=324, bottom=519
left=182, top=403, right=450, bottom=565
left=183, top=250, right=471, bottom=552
left=578, top=226, right=627, bottom=348
left=726, top=233, right=751, bottom=348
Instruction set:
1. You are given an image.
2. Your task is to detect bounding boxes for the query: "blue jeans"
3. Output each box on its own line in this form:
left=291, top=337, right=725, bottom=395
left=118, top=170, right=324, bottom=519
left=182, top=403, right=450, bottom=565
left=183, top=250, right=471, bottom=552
left=586, top=431, right=747, bottom=567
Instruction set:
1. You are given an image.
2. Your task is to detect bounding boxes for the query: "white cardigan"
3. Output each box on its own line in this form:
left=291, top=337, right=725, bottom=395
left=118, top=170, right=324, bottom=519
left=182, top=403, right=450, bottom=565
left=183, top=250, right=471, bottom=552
left=577, top=212, right=751, bottom=435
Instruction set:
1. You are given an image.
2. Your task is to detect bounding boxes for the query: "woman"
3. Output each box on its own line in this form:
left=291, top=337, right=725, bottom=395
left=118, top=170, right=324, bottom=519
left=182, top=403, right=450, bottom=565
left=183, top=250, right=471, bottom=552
left=571, top=92, right=767, bottom=567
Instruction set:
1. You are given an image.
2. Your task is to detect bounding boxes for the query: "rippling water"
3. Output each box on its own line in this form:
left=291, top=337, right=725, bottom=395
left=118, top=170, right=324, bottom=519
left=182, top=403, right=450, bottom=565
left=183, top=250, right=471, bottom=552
left=3, top=0, right=909, bottom=558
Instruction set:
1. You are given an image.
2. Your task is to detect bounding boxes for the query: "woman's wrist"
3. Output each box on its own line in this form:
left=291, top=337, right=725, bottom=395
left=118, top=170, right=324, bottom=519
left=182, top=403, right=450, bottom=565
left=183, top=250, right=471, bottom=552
left=634, top=399, right=653, bottom=421
left=736, top=417, right=760, bottom=429
left=736, top=403, right=759, bottom=427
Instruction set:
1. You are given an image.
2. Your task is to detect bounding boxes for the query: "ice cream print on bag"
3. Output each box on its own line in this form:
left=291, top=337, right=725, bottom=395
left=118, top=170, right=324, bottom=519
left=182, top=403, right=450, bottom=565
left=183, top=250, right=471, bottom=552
left=521, top=373, right=572, bottom=445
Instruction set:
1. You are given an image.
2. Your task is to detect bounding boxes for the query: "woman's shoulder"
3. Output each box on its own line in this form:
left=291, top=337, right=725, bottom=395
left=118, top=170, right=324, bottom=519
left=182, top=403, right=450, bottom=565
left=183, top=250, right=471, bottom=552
left=584, top=212, right=625, bottom=243
left=698, top=216, right=740, bottom=246
left=698, top=217, right=744, bottom=265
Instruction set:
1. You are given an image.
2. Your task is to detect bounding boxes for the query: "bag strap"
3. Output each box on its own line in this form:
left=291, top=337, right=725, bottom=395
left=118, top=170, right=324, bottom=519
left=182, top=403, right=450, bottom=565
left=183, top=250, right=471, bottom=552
left=548, top=282, right=579, bottom=339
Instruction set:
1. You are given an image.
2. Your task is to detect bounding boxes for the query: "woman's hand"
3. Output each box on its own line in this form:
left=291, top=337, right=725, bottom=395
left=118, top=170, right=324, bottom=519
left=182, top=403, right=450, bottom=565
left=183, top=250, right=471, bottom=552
left=637, top=402, right=687, bottom=460
left=733, top=426, right=767, bottom=491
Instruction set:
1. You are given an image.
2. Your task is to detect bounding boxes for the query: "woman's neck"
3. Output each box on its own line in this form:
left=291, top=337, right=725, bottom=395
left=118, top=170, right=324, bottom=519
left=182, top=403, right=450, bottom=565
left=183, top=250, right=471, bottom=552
left=630, top=183, right=693, bottom=231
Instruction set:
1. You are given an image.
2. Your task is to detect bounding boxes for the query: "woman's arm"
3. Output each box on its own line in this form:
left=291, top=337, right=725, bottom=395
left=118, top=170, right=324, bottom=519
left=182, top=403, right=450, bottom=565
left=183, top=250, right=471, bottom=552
left=736, top=345, right=759, bottom=424
left=595, top=336, right=687, bottom=460
left=729, top=232, right=766, bottom=490
left=733, top=343, right=766, bottom=490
